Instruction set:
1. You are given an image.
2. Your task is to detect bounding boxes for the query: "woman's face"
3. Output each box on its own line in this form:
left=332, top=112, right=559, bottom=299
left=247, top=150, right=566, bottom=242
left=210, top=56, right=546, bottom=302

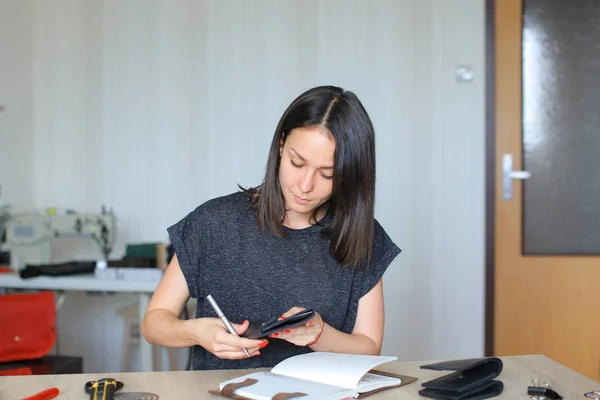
left=278, top=126, right=335, bottom=228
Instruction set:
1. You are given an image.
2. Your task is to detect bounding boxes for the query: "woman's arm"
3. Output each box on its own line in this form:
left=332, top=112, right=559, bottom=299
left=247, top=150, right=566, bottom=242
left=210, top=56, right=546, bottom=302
left=141, top=254, right=195, bottom=347
left=277, top=279, right=384, bottom=355
left=310, top=278, right=383, bottom=355
left=141, top=254, right=267, bottom=358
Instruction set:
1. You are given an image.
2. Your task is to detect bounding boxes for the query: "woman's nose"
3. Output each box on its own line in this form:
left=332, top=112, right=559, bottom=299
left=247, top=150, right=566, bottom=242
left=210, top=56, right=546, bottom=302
left=299, top=171, right=314, bottom=193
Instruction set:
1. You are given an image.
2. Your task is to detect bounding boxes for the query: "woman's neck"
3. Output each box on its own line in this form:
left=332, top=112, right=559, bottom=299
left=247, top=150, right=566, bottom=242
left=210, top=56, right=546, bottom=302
left=283, top=208, right=326, bottom=229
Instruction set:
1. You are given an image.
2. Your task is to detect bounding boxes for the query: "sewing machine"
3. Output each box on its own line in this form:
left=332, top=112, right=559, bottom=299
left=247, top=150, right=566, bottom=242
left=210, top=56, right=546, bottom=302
left=4, top=208, right=116, bottom=270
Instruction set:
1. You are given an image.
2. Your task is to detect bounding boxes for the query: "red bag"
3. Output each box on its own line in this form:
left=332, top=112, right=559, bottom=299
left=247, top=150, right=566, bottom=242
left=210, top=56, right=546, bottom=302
left=0, top=291, right=56, bottom=362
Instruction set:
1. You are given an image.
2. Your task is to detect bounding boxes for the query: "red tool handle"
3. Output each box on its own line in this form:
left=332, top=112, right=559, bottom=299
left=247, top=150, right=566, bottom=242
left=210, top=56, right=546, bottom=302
left=21, top=387, right=60, bottom=400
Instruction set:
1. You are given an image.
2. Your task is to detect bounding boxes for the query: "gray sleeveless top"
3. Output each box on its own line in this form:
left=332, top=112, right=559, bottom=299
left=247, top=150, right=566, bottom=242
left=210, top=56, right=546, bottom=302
left=167, top=191, right=401, bottom=370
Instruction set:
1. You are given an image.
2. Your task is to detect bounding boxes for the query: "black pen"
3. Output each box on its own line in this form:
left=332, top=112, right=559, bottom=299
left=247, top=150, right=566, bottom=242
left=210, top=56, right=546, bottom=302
left=206, top=294, right=251, bottom=357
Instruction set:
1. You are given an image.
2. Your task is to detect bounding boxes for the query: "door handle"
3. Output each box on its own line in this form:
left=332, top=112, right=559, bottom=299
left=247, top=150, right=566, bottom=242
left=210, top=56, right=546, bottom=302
left=502, top=154, right=531, bottom=200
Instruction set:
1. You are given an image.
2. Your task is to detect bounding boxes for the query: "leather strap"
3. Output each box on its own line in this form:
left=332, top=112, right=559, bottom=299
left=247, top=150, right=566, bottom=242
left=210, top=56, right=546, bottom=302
left=221, top=378, right=258, bottom=397
left=272, top=392, right=308, bottom=400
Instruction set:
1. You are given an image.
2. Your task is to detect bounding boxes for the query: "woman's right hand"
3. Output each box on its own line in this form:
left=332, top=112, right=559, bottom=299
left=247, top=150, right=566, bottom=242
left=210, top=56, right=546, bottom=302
left=188, top=318, right=269, bottom=359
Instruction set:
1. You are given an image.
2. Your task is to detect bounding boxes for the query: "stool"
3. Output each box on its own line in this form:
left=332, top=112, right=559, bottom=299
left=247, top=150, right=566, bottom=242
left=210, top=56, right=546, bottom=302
left=117, top=303, right=180, bottom=372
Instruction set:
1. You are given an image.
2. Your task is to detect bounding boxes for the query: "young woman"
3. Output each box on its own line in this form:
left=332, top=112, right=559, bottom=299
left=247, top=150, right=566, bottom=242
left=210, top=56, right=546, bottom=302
left=141, top=85, right=401, bottom=370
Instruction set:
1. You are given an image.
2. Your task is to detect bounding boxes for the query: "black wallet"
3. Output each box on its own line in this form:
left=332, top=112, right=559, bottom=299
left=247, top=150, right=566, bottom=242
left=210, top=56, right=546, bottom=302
left=418, top=357, right=504, bottom=400
left=242, top=309, right=315, bottom=339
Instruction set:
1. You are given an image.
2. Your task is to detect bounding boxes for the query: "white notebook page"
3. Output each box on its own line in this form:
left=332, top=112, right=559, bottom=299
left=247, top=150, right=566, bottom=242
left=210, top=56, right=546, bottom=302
left=271, top=352, right=398, bottom=390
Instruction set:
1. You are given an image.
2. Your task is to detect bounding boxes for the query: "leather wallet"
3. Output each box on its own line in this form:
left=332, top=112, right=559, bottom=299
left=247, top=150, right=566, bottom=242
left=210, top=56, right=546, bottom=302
left=242, top=309, right=315, bottom=339
left=418, top=357, right=504, bottom=400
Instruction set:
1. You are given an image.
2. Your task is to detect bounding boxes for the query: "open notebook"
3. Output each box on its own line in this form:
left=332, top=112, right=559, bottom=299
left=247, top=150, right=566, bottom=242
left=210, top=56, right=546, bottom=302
left=210, top=352, right=417, bottom=400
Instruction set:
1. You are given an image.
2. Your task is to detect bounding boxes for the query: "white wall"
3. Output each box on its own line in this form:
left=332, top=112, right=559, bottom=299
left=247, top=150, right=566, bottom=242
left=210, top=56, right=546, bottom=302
left=0, top=0, right=34, bottom=211
left=1, top=0, right=485, bottom=372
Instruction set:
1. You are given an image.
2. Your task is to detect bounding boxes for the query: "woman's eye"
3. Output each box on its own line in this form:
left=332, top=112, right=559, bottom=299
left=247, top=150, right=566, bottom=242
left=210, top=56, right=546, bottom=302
left=321, top=173, right=333, bottom=180
left=290, top=160, right=303, bottom=169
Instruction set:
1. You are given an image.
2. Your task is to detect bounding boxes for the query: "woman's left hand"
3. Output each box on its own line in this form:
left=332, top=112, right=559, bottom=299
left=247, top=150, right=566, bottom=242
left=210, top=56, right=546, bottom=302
left=269, top=306, right=325, bottom=347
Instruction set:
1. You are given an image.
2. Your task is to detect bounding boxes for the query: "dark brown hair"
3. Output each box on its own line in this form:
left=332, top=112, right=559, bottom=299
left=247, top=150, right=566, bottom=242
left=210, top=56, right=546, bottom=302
left=241, top=85, right=376, bottom=268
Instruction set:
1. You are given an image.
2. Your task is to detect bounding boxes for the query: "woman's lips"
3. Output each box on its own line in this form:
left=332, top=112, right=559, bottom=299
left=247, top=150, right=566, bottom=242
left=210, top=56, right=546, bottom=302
left=293, top=194, right=310, bottom=205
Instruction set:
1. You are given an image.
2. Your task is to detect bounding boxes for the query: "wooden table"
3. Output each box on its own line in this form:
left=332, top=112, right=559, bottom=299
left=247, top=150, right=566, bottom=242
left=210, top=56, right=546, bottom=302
left=1, top=355, right=598, bottom=399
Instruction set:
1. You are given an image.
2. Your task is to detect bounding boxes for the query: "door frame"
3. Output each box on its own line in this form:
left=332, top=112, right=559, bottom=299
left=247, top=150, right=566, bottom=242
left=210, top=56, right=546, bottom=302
left=484, top=0, right=496, bottom=357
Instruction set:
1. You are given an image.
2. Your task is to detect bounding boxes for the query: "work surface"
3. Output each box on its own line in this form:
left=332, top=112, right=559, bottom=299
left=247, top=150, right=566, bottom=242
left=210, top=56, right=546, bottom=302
left=0, top=272, right=158, bottom=293
left=1, top=354, right=598, bottom=399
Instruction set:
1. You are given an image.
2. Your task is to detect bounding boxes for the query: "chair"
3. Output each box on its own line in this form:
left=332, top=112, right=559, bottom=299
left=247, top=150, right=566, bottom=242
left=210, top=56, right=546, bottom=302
left=117, top=303, right=183, bottom=371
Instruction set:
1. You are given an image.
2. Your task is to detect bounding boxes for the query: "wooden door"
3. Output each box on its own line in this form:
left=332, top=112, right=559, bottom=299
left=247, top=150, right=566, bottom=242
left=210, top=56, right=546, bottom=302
left=494, top=0, right=600, bottom=381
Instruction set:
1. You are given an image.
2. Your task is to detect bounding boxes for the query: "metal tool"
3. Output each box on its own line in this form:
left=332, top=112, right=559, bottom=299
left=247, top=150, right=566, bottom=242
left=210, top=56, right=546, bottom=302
left=85, top=378, right=124, bottom=400
left=528, top=378, right=562, bottom=400
left=114, top=393, right=159, bottom=400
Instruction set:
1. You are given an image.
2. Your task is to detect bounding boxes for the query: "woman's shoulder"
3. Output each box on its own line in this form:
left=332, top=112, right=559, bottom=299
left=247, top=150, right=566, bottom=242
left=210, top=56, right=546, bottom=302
left=371, top=217, right=402, bottom=259
left=187, top=191, right=252, bottom=223
left=372, top=217, right=390, bottom=236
